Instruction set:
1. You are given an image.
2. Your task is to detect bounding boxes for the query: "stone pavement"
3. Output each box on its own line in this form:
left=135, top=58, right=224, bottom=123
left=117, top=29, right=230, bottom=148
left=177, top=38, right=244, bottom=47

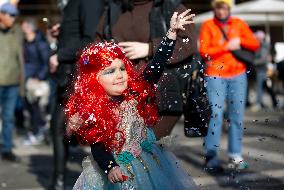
left=172, top=110, right=284, bottom=190
left=0, top=109, right=284, bottom=190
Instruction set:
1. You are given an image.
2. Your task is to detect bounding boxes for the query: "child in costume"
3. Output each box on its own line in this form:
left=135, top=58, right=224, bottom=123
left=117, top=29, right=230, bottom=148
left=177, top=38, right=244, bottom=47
left=66, top=9, right=197, bottom=190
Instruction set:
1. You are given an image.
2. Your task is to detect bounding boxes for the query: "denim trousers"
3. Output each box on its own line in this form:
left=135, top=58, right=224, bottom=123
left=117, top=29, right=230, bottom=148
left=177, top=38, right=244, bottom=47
left=0, top=85, right=19, bottom=152
left=256, top=68, right=267, bottom=105
left=204, top=73, right=247, bottom=158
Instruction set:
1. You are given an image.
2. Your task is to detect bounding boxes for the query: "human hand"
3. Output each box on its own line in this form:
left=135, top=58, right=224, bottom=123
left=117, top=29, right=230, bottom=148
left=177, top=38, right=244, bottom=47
left=108, top=166, right=128, bottom=183
left=49, top=54, right=59, bottom=73
left=67, top=112, right=84, bottom=132
left=227, top=38, right=240, bottom=51
left=167, top=9, right=195, bottom=40
left=118, top=42, right=149, bottom=60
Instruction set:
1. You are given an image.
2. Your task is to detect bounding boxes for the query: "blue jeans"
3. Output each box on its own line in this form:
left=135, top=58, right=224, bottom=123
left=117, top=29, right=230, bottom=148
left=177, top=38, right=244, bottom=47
left=0, top=85, right=19, bottom=152
left=204, top=73, right=247, bottom=158
left=256, top=69, right=267, bottom=105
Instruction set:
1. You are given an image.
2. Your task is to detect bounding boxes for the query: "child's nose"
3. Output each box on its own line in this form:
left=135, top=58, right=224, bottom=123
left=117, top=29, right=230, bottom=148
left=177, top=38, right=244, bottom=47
left=116, top=70, right=123, bottom=78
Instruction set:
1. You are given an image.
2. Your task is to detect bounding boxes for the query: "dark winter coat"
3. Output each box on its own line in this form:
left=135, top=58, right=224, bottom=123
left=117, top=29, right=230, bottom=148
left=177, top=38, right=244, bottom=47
left=54, top=0, right=105, bottom=102
left=24, top=31, right=50, bottom=80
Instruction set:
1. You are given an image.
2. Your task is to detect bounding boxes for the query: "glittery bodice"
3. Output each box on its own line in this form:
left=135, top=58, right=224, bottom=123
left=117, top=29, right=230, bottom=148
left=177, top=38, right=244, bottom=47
left=116, top=100, right=147, bottom=157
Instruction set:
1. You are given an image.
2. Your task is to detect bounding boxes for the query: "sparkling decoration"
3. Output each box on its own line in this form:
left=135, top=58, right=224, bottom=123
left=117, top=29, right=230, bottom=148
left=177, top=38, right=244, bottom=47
left=65, top=41, right=159, bottom=152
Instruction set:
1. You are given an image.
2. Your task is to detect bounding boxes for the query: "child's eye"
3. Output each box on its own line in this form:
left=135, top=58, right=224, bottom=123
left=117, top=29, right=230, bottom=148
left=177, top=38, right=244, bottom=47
left=102, top=69, right=115, bottom=75
left=120, top=66, right=126, bottom=71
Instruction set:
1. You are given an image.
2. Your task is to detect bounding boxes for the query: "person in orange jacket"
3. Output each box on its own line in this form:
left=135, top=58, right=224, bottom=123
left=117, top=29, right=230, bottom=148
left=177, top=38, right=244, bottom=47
left=199, top=0, right=259, bottom=171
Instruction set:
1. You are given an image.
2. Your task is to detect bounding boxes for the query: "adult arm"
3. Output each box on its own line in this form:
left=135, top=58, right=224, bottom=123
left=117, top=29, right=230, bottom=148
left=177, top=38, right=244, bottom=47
left=79, top=0, right=105, bottom=48
left=57, top=0, right=105, bottom=63
left=239, top=20, right=260, bottom=51
left=254, top=43, right=269, bottom=65
left=37, top=39, right=50, bottom=80
left=16, top=26, right=25, bottom=97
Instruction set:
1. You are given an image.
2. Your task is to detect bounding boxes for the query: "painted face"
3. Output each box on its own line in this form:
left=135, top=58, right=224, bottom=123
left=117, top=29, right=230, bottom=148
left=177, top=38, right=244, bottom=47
left=97, top=58, right=128, bottom=96
left=214, top=3, right=230, bottom=20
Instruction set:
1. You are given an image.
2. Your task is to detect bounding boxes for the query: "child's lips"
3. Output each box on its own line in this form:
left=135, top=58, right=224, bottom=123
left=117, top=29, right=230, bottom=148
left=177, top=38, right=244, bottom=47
left=114, top=81, right=125, bottom=85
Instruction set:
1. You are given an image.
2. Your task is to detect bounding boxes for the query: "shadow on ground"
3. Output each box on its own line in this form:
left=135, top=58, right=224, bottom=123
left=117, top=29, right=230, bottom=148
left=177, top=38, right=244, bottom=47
left=27, top=146, right=87, bottom=189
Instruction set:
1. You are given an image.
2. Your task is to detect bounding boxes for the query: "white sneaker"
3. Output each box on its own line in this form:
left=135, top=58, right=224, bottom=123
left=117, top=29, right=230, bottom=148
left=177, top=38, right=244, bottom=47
left=23, top=133, right=44, bottom=146
left=228, top=156, right=249, bottom=170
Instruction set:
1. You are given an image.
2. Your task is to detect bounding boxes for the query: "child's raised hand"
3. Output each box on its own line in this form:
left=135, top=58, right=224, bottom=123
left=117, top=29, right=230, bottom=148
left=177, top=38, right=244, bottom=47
left=108, top=166, right=128, bottom=183
left=167, top=9, right=195, bottom=40
left=170, top=9, right=195, bottom=31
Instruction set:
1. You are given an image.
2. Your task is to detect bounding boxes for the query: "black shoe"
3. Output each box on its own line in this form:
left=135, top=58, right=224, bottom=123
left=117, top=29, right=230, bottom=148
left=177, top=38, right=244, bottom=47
left=204, top=156, right=224, bottom=173
left=1, top=151, right=21, bottom=162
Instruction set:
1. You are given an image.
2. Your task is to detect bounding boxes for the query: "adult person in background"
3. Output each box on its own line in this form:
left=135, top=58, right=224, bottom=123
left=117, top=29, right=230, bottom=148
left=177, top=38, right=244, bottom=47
left=250, top=30, right=278, bottom=111
left=21, top=18, right=50, bottom=145
left=48, top=0, right=105, bottom=189
left=199, top=0, right=259, bottom=171
left=277, top=59, right=284, bottom=109
left=96, top=0, right=197, bottom=139
left=0, top=2, right=24, bottom=162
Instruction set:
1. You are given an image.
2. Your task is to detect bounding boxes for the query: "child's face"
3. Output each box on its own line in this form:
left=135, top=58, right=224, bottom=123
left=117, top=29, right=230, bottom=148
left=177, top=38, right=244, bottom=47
left=97, top=58, right=128, bottom=96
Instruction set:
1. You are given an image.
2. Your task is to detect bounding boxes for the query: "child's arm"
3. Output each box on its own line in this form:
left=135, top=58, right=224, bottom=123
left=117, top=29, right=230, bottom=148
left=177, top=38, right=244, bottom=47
left=90, top=143, right=119, bottom=173
left=91, top=143, right=127, bottom=183
left=66, top=114, right=124, bottom=182
left=143, top=9, right=195, bottom=84
left=67, top=115, right=125, bottom=183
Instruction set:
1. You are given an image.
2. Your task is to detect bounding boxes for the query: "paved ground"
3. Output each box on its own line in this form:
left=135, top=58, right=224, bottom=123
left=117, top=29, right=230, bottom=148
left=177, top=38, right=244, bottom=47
left=0, top=108, right=284, bottom=190
left=173, top=110, right=284, bottom=190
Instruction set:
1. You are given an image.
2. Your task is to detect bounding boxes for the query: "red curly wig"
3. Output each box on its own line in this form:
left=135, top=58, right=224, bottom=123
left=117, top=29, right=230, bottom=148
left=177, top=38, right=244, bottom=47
left=65, top=42, right=158, bottom=152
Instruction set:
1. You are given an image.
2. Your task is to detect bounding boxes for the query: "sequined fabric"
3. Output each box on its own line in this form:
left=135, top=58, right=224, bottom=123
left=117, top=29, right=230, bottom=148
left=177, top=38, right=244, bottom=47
left=116, top=100, right=147, bottom=157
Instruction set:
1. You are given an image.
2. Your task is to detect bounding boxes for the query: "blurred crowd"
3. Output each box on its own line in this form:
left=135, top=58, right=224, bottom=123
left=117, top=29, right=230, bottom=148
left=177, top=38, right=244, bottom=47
left=0, top=0, right=284, bottom=190
left=0, top=2, right=51, bottom=159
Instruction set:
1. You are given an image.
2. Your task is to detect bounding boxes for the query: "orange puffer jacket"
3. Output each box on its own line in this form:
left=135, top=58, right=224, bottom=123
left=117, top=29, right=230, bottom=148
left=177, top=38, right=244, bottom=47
left=199, top=17, right=260, bottom=78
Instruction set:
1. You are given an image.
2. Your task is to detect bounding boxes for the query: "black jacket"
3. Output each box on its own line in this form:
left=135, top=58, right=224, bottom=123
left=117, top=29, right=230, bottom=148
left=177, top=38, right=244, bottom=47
left=57, top=0, right=105, bottom=63
left=54, top=0, right=105, bottom=101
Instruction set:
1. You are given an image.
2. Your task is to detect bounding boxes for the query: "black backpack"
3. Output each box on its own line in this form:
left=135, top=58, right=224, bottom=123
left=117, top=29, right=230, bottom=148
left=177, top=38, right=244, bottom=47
left=183, top=54, right=211, bottom=137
